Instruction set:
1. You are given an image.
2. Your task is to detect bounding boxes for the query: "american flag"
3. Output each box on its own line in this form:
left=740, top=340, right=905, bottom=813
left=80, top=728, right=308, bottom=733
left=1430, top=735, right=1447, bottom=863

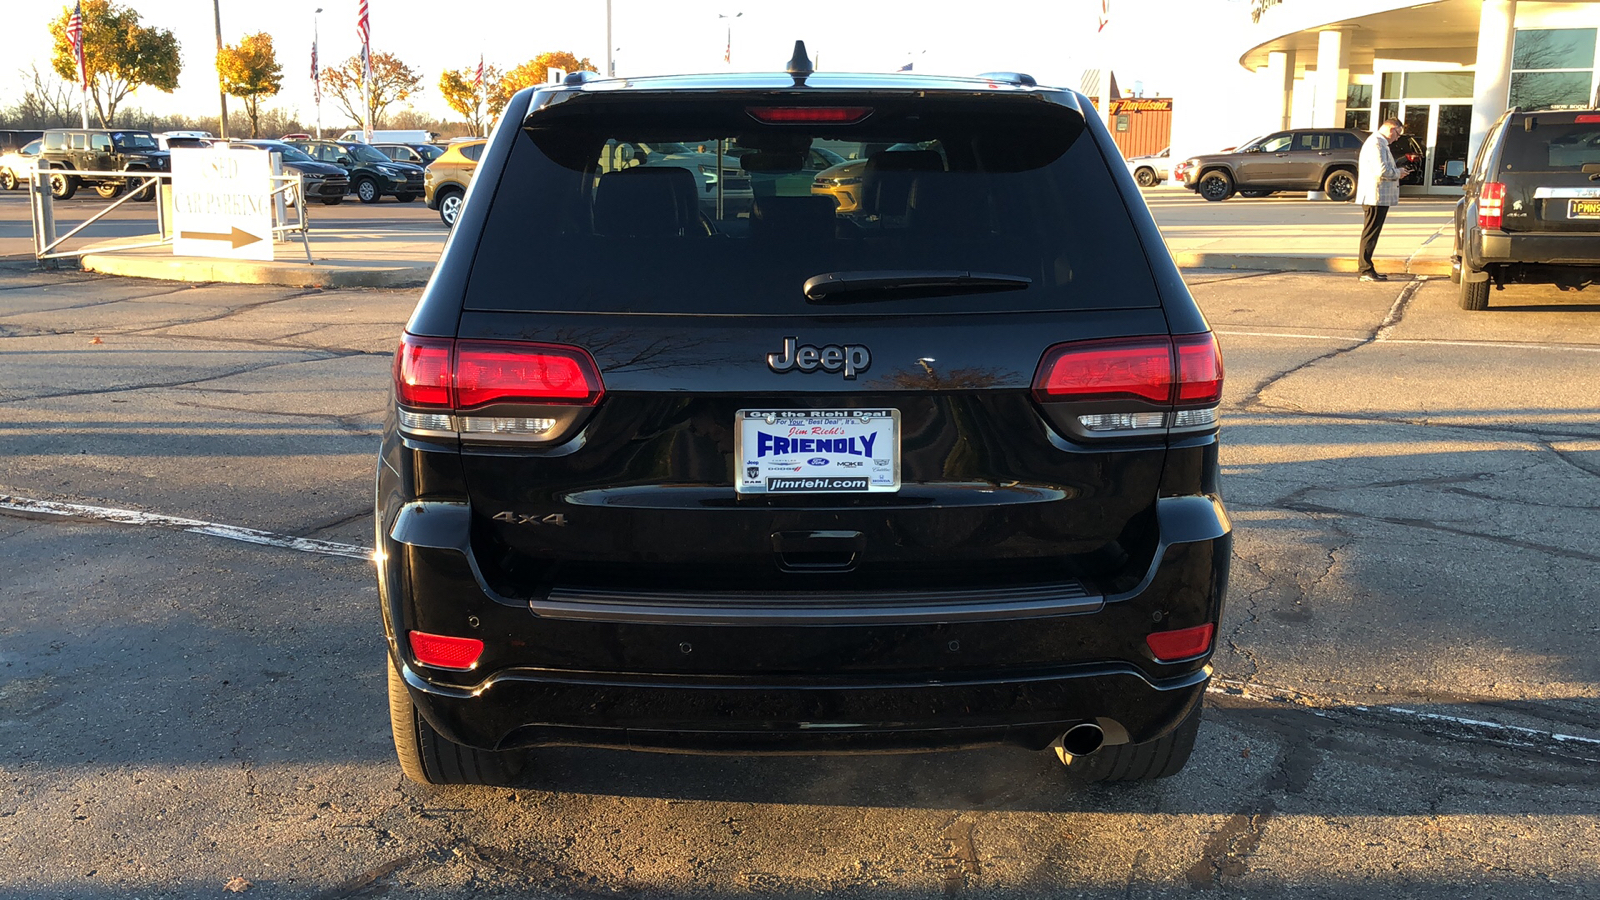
left=1098, top=0, right=1110, bottom=32
left=474, top=55, right=483, bottom=90
left=66, top=2, right=86, bottom=89
left=898, top=62, right=913, bottom=72
left=310, top=40, right=320, bottom=99
left=724, top=29, right=731, bottom=65
left=357, top=0, right=371, bottom=82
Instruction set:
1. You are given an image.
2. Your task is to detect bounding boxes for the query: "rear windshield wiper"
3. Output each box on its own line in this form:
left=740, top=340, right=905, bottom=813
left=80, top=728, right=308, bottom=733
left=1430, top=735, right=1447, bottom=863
left=803, top=270, right=1033, bottom=303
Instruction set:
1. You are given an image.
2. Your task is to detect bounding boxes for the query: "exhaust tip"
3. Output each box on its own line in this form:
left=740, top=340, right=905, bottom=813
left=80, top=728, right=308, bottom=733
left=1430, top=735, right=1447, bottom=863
left=1059, top=722, right=1105, bottom=758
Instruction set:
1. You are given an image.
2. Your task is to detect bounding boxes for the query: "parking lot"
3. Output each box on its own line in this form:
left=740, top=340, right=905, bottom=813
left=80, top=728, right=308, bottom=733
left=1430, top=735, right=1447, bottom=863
left=1, top=254, right=1596, bottom=897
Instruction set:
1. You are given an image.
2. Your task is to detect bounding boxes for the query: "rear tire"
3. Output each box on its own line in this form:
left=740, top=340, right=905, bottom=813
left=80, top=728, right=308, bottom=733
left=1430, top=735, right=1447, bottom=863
left=1134, top=167, right=1158, bottom=187
left=1459, top=269, right=1490, bottom=311
left=1064, top=702, right=1202, bottom=782
left=321, top=196, right=344, bottom=206
left=49, top=171, right=77, bottom=200
left=1240, top=189, right=1272, bottom=198
left=1323, top=168, right=1357, bottom=202
left=1197, top=170, right=1234, bottom=202
left=396, top=192, right=418, bottom=203
left=438, top=188, right=464, bottom=227
left=387, top=659, right=524, bottom=786
left=95, top=181, right=124, bottom=200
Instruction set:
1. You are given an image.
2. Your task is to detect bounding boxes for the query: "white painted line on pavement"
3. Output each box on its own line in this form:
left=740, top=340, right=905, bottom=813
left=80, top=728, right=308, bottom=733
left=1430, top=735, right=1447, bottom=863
left=1209, top=678, right=1600, bottom=757
left=1214, top=330, right=1600, bottom=353
left=0, top=495, right=373, bottom=561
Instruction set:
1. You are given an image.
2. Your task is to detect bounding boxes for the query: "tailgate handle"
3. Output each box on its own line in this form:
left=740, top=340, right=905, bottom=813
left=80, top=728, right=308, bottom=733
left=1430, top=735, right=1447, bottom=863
left=772, top=530, right=864, bottom=572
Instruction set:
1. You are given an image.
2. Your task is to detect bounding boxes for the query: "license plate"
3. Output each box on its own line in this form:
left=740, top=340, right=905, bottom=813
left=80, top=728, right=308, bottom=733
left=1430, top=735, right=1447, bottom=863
left=1570, top=199, right=1600, bottom=218
left=735, top=409, right=900, bottom=494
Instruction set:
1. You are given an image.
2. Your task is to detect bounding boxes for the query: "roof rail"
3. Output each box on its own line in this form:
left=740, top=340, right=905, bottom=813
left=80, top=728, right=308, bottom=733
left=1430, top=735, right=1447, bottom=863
left=977, top=72, right=1037, bottom=87
left=563, top=70, right=603, bottom=87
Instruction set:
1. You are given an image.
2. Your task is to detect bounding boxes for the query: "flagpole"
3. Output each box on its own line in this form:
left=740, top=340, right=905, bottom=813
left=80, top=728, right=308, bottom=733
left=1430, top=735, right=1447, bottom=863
left=79, top=45, right=89, bottom=129
left=313, top=8, right=323, bottom=139
left=212, top=0, right=228, bottom=138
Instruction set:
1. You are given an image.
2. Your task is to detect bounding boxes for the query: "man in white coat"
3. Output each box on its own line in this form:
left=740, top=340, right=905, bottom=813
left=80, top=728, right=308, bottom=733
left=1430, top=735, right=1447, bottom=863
left=1355, top=118, right=1412, bottom=281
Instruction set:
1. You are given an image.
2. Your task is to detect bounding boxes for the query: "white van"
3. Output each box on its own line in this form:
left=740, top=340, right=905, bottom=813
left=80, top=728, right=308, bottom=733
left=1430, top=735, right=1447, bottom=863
left=335, top=129, right=434, bottom=144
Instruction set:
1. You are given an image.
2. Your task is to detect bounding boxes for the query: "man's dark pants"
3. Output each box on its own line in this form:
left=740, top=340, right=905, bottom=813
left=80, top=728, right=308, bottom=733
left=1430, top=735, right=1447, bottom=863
left=1359, top=204, right=1390, bottom=276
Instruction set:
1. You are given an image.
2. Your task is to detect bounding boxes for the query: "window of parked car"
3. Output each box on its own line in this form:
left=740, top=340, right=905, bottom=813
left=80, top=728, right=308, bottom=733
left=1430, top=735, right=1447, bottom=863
left=1256, top=133, right=1293, bottom=153
left=44, top=133, right=65, bottom=151
left=1503, top=120, right=1600, bottom=171
left=70, top=134, right=87, bottom=150
left=460, top=143, right=486, bottom=162
left=91, top=134, right=111, bottom=152
left=465, top=97, right=1158, bottom=316
left=1331, top=132, right=1364, bottom=150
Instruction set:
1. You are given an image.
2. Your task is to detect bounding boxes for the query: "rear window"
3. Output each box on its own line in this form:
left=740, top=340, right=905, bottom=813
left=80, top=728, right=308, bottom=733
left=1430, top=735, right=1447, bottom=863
left=464, top=93, right=1159, bottom=315
left=1504, top=119, right=1600, bottom=171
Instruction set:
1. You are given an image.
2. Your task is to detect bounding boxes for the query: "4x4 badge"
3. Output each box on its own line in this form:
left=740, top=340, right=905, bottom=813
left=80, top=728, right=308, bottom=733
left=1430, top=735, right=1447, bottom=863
left=492, top=512, right=568, bottom=526
left=767, top=336, right=871, bottom=380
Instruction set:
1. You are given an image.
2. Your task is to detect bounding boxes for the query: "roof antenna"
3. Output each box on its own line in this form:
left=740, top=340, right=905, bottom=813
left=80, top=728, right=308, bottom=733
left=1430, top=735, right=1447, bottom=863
left=786, top=40, right=813, bottom=86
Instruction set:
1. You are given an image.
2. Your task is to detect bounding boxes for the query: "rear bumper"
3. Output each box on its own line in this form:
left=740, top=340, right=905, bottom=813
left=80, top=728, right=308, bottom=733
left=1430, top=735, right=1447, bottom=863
left=379, top=491, right=1231, bottom=754
left=394, top=655, right=1209, bottom=754
left=1473, top=229, right=1600, bottom=267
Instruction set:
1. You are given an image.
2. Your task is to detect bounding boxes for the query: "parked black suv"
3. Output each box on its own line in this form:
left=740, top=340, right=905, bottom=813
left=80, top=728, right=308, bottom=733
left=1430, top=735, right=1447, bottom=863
left=377, top=48, right=1231, bottom=787
left=1179, top=128, right=1368, bottom=202
left=37, top=128, right=169, bottom=200
left=285, top=139, right=423, bottom=203
left=230, top=140, right=350, bottom=205
left=1453, top=108, right=1600, bottom=310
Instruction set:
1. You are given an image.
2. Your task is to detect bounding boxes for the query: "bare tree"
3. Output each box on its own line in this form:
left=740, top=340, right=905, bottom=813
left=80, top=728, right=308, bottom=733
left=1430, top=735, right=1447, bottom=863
left=319, top=51, right=423, bottom=131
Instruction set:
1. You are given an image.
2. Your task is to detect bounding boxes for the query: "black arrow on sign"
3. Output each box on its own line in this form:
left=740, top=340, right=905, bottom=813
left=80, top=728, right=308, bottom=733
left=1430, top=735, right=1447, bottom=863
left=178, top=226, right=262, bottom=249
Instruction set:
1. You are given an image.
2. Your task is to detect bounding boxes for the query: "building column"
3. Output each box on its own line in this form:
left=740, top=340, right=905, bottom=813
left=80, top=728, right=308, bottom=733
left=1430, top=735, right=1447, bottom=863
left=1470, top=0, right=1517, bottom=162
left=1262, top=50, right=1296, bottom=131
left=1311, top=29, right=1352, bottom=128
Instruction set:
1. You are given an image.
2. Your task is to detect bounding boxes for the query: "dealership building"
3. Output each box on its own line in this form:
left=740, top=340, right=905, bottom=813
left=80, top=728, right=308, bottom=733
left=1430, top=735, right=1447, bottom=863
left=1241, top=0, right=1600, bottom=194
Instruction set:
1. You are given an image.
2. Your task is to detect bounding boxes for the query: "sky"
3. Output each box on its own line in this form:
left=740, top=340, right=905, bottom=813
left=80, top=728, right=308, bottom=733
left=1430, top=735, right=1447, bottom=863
left=2, top=0, right=1261, bottom=150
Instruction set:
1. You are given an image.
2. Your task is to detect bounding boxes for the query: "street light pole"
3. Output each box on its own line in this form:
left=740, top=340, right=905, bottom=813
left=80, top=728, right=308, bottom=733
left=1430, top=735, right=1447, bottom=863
left=213, top=0, right=228, bottom=139
left=606, top=0, right=614, bottom=77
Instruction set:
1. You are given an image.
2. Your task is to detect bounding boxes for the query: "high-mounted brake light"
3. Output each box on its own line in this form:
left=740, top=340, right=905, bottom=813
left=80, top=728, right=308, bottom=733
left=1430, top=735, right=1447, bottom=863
left=408, top=630, right=484, bottom=670
left=1146, top=623, right=1214, bottom=663
left=1479, top=182, right=1506, bottom=230
left=746, top=106, right=873, bottom=124
left=393, top=333, right=605, bottom=442
left=1032, top=333, right=1224, bottom=436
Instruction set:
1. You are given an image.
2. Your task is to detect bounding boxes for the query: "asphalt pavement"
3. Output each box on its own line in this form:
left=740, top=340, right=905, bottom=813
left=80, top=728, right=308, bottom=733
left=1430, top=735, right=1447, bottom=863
left=1, top=262, right=1596, bottom=897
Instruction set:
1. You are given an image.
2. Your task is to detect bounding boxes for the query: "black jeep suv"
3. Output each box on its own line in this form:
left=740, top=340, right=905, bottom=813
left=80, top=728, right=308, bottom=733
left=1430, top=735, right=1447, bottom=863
left=37, top=128, right=169, bottom=201
left=1453, top=108, right=1600, bottom=310
left=377, top=47, right=1231, bottom=786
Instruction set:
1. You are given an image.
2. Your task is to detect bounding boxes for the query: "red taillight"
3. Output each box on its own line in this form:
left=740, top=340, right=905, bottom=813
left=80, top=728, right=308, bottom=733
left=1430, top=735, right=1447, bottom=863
left=1174, top=333, right=1224, bottom=405
left=746, top=106, right=873, bottom=124
left=1033, top=334, right=1223, bottom=407
left=454, top=341, right=603, bottom=408
left=1478, top=182, right=1506, bottom=230
left=408, top=630, right=484, bottom=670
left=392, top=333, right=604, bottom=409
left=1146, top=623, right=1214, bottom=663
left=1033, top=337, right=1174, bottom=404
left=1576, top=114, right=1600, bottom=123
left=394, top=334, right=453, bottom=408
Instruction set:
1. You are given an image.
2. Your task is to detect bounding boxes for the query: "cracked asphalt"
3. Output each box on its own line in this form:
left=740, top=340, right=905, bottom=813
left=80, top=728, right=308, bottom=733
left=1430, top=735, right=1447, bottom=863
left=0, top=263, right=1596, bottom=898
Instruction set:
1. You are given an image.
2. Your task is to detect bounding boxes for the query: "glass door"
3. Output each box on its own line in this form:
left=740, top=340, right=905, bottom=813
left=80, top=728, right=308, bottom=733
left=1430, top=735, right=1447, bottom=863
left=1430, top=104, right=1472, bottom=188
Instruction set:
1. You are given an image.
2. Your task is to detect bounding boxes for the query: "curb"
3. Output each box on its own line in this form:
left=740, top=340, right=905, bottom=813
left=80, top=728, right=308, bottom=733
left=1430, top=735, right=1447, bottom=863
left=79, top=251, right=434, bottom=288
left=1169, top=251, right=1452, bottom=277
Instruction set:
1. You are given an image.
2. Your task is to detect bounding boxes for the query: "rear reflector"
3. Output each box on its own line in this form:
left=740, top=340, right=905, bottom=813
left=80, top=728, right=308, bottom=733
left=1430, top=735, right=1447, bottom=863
left=1146, top=623, right=1215, bottom=663
left=408, top=630, right=484, bottom=670
left=1478, top=182, right=1506, bottom=230
left=1576, top=115, right=1600, bottom=124
left=746, top=106, right=873, bottom=124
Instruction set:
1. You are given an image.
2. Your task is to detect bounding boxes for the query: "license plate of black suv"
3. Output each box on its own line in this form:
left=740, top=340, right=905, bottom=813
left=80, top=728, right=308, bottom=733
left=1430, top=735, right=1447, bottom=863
left=375, top=43, right=1232, bottom=787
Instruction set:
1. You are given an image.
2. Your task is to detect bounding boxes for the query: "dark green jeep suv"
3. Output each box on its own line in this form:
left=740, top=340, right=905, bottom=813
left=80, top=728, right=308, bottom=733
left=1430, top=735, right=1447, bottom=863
left=37, top=128, right=169, bottom=201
